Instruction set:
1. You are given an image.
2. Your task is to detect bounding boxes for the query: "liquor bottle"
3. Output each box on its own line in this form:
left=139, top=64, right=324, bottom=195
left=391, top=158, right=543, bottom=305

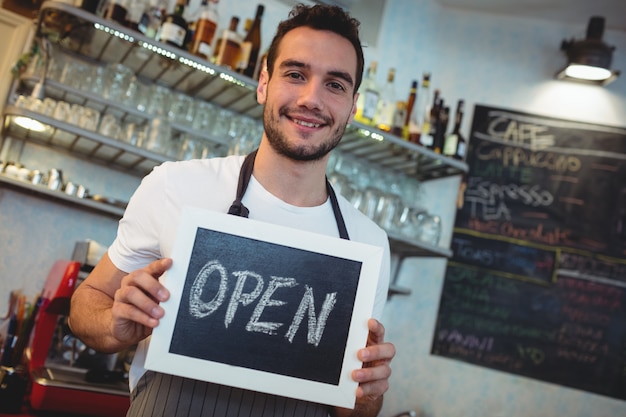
left=213, top=16, right=242, bottom=70
left=236, top=18, right=253, bottom=73
left=126, top=0, right=147, bottom=32
left=402, top=80, right=417, bottom=139
left=354, top=61, right=379, bottom=125
left=138, top=0, right=167, bottom=39
left=239, top=4, right=264, bottom=78
left=443, top=99, right=467, bottom=160
left=391, top=101, right=407, bottom=137
left=407, top=73, right=430, bottom=144
left=103, top=0, right=129, bottom=26
left=156, top=0, right=189, bottom=49
left=420, top=88, right=439, bottom=148
left=374, top=67, right=397, bottom=132
left=433, top=104, right=449, bottom=154
left=189, top=0, right=219, bottom=60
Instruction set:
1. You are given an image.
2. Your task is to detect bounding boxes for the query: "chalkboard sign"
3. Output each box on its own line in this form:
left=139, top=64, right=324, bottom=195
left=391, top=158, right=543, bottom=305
left=451, top=230, right=558, bottom=283
left=432, top=105, right=626, bottom=400
left=457, top=105, right=626, bottom=258
left=145, top=207, right=383, bottom=409
left=433, top=263, right=626, bottom=400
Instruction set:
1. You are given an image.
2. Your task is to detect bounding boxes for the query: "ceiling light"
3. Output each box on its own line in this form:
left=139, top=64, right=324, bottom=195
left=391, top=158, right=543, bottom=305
left=556, top=16, right=620, bottom=86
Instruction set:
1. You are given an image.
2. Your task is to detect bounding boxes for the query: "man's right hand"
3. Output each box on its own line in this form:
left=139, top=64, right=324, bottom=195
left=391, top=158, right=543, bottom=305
left=69, top=254, right=172, bottom=353
left=111, top=258, right=172, bottom=346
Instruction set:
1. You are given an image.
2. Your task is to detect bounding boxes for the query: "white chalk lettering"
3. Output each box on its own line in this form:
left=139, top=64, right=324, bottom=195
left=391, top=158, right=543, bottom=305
left=285, top=285, right=337, bottom=347
left=189, top=260, right=228, bottom=318
left=188, top=260, right=338, bottom=346
left=225, top=270, right=264, bottom=328
left=246, top=276, right=297, bottom=335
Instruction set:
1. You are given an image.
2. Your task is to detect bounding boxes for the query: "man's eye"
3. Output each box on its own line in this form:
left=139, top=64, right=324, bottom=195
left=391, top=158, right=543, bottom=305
left=287, top=72, right=304, bottom=80
left=328, top=82, right=345, bottom=92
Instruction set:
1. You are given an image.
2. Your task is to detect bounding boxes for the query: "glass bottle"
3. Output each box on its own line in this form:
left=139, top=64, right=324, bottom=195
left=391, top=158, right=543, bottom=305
left=212, top=16, right=242, bottom=70
left=236, top=18, right=253, bottom=73
left=102, top=0, right=129, bottom=26
left=189, top=0, right=219, bottom=60
left=374, top=67, right=397, bottom=132
left=239, top=4, right=264, bottom=78
left=126, top=0, right=147, bottom=31
left=156, top=0, right=189, bottom=49
left=138, top=0, right=167, bottom=39
left=443, top=99, right=467, bottom=160
left=433, top=104, right=449, bottom=154
left=354, top=61, right=379, bottom=126
left=420, top=88, right=439, bottom=149
left=407, top=72, right=430, bottom=144
left=402, top=80, right=417, bottom=139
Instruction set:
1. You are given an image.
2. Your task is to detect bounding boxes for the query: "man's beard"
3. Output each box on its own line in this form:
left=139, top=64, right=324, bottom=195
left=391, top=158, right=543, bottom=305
left=263, top=104, right=349, bottom=162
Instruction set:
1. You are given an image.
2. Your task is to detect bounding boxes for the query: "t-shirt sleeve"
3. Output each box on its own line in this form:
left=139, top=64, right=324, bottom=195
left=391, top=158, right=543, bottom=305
left=108, top=164, right=169, bottom=273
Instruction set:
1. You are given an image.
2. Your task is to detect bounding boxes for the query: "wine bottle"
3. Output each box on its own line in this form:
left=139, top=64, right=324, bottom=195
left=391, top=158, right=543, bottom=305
left=138, top=0, right=167, bottom=39
left=213, top=16, right=242, bottom=70
left=189, top=0, right=219, bottom=60
left=126, top=0, right=147, bottom=32
left=374, top=67, right=397, bottom=132
left=103, top=0, right=129, bottom=26
left=420, top=88, right=439, bottom=148
left=156, top=0, right=189, bottom=49
left=407, top=72, right=430, bottom=144
left=433, top=104, right=449, bottom=154
left=443, top=99, right=467, bottom=160
left=239, top=4, right=264, bottom=78
left=236, top=18, right=253, bottom=73
left=391, top=101, right=407, bottom=137
left=402, top=80, right=417, bottom=139
left=354, top=61, right=379, bottom=125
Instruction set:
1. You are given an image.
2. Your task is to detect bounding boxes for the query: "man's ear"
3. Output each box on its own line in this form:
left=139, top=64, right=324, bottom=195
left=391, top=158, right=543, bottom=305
left=348, top=92, right=358, bottom=123
left=256, top=67, right=269, bottom=105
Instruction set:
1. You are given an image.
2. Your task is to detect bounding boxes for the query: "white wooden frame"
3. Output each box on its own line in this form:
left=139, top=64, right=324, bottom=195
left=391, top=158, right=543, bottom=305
left=145, top=206, right=383, bottom=409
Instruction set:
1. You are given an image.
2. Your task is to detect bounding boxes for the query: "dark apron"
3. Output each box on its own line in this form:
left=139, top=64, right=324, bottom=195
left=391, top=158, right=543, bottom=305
left=127, top=151, right=349, bottom=417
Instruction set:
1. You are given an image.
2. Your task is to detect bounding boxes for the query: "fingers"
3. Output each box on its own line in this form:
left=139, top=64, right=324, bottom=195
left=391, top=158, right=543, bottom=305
left=352, top=318, right=396, bottom=399
left=111, top=258, right=172, bottom=341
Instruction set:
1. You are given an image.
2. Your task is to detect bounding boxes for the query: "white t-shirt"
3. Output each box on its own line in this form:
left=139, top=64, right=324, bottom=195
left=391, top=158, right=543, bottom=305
left=108, top=155, right=391, bottom=391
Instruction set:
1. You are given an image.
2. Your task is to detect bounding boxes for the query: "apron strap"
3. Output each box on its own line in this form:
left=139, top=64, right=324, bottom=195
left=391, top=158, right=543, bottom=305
left=227, top=150, right=257, bottom=218
left=228, top=150, right=350, bottom=240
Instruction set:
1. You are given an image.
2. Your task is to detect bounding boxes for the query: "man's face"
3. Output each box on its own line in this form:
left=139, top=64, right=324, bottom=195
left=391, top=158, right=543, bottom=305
left=256, top=27, right=358, bottom=162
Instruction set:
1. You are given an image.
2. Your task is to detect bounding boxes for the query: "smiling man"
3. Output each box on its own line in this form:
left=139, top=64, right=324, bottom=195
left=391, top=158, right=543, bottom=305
left=69, top=4, right=395, bottom=417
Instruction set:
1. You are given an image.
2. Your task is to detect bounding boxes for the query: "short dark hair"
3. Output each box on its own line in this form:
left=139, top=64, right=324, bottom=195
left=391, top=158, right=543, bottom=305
left=266, top=3, right=364, bottom=93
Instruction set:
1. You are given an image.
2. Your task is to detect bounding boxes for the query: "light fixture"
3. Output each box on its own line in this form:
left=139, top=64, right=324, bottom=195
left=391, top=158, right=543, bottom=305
left=556, top=16, right=620, bottom=86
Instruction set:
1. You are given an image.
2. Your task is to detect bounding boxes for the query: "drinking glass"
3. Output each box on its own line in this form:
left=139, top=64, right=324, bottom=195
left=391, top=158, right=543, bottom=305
left=143, top=118, right=171, bottom=154
left=67, top=103, right=85, bottom=126
left=210, top=107, right=234, bottom=139
left=41, top=98, right=57, bottom=117
left=146, top=84, right=171, bottom=117
left=53, top=101, right=71, bottom=122
left=98, top=113, right=121, bottom=139
left=80, top=107, right=100, bottom=131
left=192, top=100, right=217, bottom=132
left=168, top=93, right=195, bottom=126
left=103, top=63, right=134, bottom=102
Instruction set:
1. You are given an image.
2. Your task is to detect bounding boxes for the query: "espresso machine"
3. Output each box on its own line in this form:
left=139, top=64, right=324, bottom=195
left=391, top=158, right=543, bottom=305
left=27, top=241, right=131, bottom=417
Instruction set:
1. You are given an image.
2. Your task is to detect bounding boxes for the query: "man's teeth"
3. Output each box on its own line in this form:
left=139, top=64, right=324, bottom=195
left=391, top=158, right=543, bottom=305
left=294, top=119, right=321, bottom=128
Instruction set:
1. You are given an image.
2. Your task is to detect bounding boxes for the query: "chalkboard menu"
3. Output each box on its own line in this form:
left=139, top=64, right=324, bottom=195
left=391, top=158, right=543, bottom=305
left=432, top=105, right=626, bottom=400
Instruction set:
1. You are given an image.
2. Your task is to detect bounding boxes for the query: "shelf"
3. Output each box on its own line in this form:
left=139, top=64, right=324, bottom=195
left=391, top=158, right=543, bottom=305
left=0, top=172, right=125, bottom=218
left=3, top=105, right=171, bottom=176
left=36, top=1, right=468, bottom=182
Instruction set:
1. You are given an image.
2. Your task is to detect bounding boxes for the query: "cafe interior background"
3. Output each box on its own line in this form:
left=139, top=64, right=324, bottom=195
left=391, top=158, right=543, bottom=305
left=1, top=0, right=625, bottom=416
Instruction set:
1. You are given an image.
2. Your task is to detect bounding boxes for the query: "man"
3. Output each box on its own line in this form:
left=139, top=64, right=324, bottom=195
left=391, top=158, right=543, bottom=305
left=69, top=4, right=395, bottom=417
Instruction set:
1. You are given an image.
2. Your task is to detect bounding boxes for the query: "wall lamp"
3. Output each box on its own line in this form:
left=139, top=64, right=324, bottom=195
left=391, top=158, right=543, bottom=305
left=556, top=16, right=620, bottom=86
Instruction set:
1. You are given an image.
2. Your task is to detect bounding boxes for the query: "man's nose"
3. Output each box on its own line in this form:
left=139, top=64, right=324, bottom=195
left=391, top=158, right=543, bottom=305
left=296, top=81, right=324, bottom=110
